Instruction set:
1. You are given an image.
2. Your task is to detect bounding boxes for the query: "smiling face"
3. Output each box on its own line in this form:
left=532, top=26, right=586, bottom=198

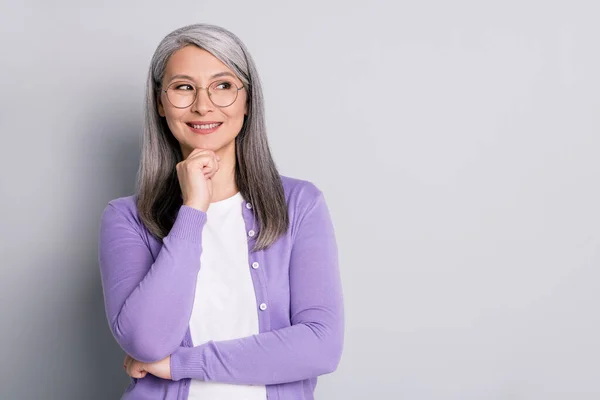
left=157, top=45, right=248, bottom=160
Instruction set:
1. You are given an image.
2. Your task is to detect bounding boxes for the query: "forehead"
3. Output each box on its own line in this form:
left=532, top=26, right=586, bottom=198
left=164, top=45, right=238, bottom=82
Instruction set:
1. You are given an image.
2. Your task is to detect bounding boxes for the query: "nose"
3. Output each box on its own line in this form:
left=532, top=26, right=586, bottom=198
left=191, top=87, right=214, bottom=114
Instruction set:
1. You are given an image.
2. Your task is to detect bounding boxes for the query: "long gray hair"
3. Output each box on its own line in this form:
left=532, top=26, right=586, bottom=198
left=135, top=23, right=288, bottom=251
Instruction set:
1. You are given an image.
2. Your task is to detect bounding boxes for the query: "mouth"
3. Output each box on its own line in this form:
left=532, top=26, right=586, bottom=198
left=186, top=121, right=223, bottom=134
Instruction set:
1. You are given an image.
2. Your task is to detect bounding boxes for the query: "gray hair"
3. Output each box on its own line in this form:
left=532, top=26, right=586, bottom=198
left=135, top=23, right=288, bottom=251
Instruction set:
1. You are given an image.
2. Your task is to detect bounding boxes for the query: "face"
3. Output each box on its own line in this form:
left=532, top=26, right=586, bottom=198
left=157, top=45, right=248, bottom=160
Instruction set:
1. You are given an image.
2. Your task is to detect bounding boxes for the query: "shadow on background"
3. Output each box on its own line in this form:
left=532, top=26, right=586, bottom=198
left=80, top=95, right=141, bottom=399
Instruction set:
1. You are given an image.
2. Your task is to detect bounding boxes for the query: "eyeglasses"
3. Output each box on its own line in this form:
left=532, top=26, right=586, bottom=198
left=162, top=80, right=245, bottom=108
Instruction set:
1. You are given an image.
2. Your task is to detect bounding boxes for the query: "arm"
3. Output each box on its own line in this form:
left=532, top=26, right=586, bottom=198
left=169, top=191, right=345, bottom=385
left=98, top=202, right=207, bottom=363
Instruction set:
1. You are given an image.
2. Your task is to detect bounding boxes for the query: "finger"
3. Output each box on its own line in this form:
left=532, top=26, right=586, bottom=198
left=203, top=167, right=218, bottom=180
left=132, top=371, right=144, bottom=378
left=186, top=147, right=210, bottom=159
left=193, top=149, right=219, bottom=165
left=187, top=155, right=216, bottom=171
left=187, top=148, right=216, bottom=161
left=202, top=163, right=217, bottom=176
left=137, top=363, right=148, bottom=378
left=128, top=365, right=145, bottom=378
left=202, top=156, right=219, bottom=173
left=126, top=361, right=141, bottom=378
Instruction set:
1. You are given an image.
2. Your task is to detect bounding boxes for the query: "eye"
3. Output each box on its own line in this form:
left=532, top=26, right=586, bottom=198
left=213, top=81, right=233, bottom=90
left=174, top=83, right=194, bottom=91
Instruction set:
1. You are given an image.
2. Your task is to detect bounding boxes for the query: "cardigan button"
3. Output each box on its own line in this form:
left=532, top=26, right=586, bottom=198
left=246, top=202, right=253, bottom=209
left=259, top=303, right=267, bottom=311
left=248, top=230, right=255, bottom=237
left=251, top=262, right=259, bottom=269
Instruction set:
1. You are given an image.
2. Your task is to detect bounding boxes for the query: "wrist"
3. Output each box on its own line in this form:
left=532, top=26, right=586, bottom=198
left=183, top=202, right=207, bottom=213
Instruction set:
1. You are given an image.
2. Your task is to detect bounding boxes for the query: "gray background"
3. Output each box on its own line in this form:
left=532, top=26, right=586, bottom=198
left=1, top=0, right=599, bottom=399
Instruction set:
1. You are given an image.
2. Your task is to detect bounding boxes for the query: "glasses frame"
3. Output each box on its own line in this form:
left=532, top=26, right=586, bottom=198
left=162, top=80, right=245, bottom=109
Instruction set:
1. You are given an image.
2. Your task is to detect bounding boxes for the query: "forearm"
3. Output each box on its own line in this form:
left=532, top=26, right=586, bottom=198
left=170, top=315, right=344, bottom=385
left=110, top=237, right=201, bottom=362
left=99, top=204, right=207, bottom=363
left=167, top=190, right=345, bottom=385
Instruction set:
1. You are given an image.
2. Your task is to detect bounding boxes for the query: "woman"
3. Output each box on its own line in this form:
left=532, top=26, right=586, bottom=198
left=98, top=23, right=344, bottom=400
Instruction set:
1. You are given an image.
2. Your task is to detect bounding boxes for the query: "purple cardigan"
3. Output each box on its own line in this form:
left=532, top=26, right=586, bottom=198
left=97, top=175, right=344, bottom=399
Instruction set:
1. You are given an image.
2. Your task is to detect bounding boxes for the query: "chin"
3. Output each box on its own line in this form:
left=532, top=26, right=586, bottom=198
left=184, top=139, right=222, bottom=153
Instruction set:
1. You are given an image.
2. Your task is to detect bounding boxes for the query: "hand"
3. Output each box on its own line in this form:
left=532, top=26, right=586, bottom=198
left=177, top=148, right=220, bottom=212
left=123, top=354, right=172, bottom=380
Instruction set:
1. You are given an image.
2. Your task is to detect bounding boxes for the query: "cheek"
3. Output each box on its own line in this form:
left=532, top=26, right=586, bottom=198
left=163, top=112, right=188, bottom=138
left=164, top=108, right=186, bottom=123
left=224, top=103, right=247, bottom=122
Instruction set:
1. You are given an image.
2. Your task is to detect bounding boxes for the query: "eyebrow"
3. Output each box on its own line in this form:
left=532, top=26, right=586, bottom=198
left=168, top=71, right=237, bottom=82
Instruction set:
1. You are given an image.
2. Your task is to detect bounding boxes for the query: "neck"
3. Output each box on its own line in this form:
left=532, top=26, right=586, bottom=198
left=210, top=159, right=238, bottom=202
left=185, top=140, right=238, bottom=203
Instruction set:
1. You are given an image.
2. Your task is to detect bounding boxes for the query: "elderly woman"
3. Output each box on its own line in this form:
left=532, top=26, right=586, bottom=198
left=98, top=23, right=344, bottom=400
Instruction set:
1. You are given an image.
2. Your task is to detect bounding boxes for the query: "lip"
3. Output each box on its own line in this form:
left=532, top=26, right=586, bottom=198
left=186, top=121, right=223, bottom=135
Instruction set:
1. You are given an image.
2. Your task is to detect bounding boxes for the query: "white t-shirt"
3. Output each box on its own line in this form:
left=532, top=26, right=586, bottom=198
left=187, top=191, right=267, bottom=400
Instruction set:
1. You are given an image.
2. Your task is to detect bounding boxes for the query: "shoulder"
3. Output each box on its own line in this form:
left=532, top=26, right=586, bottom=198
left=278, top=174, right=334, bottom=242
left=279, top=174, right=328, bottom=227
left=100, top=194, right=143, bottom=232
left=280, top=174, right=324, bottom=206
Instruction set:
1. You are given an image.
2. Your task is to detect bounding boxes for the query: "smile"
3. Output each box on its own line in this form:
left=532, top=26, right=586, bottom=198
left=187, top=122, right=222, bottom=129
left=186, top=122, right=223, bottom=134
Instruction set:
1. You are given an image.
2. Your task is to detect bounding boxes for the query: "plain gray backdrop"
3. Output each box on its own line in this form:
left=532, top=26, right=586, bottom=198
left=1, top=1, right=599, bottom=399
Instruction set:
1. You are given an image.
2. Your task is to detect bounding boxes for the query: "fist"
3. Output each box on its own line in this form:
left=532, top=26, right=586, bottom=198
left=124, top=354, right=172, bottom=380
left=176, top=148, right=220, bottom=212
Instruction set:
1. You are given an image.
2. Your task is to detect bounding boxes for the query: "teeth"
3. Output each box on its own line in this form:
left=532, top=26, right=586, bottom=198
left=191, top=123, right=221, bottom=129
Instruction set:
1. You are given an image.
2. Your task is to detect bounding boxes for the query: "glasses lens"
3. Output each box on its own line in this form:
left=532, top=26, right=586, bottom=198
left=166, top=82, right=196, bottom=108
left=208, top=80, right=239, bottom=107
left=166, top=80, right=241, bottom=108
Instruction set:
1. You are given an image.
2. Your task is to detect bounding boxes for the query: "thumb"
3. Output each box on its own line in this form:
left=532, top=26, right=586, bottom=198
left=135, top=362, right=148, bottom=378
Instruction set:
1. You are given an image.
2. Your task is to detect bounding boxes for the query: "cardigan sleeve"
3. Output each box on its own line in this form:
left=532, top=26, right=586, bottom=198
left=169, top=191, right=345, bottom=385
left=98, top=202, right=207, bottom=363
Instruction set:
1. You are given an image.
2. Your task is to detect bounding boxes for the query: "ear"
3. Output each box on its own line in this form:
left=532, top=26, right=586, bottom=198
left=158, top=96, right=165, bottom=117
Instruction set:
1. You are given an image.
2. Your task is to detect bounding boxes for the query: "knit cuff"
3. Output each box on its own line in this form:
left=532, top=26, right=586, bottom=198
left=168, top=205, right=207, bottom=243
left=170, top=345, right=207, bottom=382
